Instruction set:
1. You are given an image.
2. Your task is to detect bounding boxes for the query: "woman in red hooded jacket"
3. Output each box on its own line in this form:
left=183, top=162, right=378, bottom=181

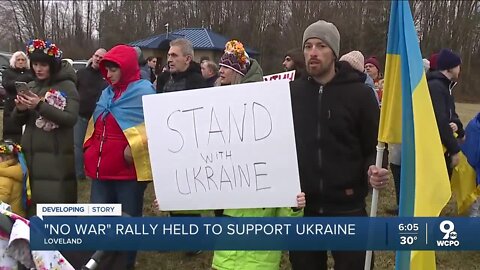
left=83, top=44, right=155, bottom=270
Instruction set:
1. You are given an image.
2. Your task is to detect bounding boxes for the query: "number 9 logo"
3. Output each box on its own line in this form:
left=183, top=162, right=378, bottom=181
left=439, top=220, right=455, bottom=240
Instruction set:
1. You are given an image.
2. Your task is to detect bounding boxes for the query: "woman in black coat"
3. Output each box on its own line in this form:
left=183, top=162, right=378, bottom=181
left=1, top=51, right=34, bottom=142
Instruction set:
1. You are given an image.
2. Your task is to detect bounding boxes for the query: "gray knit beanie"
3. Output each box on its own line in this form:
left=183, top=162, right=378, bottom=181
left=302, top=20, right=340, bottom=58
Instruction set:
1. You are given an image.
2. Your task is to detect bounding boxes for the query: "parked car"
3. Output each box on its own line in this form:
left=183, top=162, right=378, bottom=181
left=0, top=51, right=11, bottom=70
left=62, top=59, right=89, bottom=72
left=72, top=60, right=89, bottom=71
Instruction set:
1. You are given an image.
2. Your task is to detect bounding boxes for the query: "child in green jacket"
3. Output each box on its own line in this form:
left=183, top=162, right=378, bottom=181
left=153, top=193, right=305, bottom=270
left=212, top=192, right=306, bottom=270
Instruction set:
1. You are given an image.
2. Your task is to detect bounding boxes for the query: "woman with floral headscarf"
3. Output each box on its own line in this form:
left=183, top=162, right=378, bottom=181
left=215, top=40, right=264, bottom=86
left=212, top=40, right=306, bottom=270
left=12, top=39, right=79, bottom=216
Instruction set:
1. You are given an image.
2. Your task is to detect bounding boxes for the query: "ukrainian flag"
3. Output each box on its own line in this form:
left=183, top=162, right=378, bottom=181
left=451, top=114, right=480, bottom=215
left=85, top=80, right=156, bottom=181
left=451, top=152, right=478, bottom=215
left=379, top=1, right=451, bottom=269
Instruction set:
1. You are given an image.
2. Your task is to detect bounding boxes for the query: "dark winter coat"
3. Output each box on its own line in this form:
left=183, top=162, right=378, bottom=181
left=1, top=67, right=34, bottom=142
left=11, top=61, right=79, bottom=216
left=205, top=75, right=219, bottom=87
left=76, top=64, right=108, bottom=119
left=161, top=61, right=206, bottom=92
left=427, top=71, right=463, bottom=155
left=290, top=61, right=379, bottom=214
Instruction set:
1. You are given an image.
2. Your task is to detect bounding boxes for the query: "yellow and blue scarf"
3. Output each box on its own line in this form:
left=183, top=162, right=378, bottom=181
left=85, top=80, right=156, bottom=181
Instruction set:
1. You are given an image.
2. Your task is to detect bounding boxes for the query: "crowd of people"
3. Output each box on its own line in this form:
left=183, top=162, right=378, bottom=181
left=0, top=18, right=477, bottom=270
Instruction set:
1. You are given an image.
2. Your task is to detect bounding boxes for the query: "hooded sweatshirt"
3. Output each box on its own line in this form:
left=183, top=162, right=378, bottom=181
left=84, top=45, right=142, bottom=180
left=290, top=61, right=379, bottom=214
left=100, top=45, right=141, bottom=97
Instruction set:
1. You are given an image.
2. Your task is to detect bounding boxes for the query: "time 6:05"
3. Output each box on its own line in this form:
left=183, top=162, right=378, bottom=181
left=398, top=223, right=419, bottom=231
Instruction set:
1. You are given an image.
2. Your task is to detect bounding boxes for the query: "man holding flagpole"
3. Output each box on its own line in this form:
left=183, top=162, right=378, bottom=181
left=375, top=1, right=452, bottom=269
left=288, top=19, right=389, bottom=270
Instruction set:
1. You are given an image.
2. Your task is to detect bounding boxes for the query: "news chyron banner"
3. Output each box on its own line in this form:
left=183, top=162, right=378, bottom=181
left=37, top=204, right=122, bottom=216
left=30, top=217, right=480, bottom=251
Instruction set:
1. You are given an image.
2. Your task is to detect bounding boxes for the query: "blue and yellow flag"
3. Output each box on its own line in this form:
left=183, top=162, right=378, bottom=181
left=379, top=1, right=451, bottom=269
left=451, top=151, right=478, bottom=215
left=451, top=113, right=480, bottom=215
left=85, top=80, right=156, bottom=181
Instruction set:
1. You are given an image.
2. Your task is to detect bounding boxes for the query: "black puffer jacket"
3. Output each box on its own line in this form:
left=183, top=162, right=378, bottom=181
left=290, top=61, right=379, bottom=214
left=76, top=64, right=108, bottom=119
left=1, top=67, right=34, bottom=142
left=12, top=62, right=79, bottom=216
left=160, top=61, right=206, bottom=92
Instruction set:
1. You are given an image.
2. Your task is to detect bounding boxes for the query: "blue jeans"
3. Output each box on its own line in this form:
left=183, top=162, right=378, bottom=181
left=90, top=179, right=149, bottom=269
left=73, top=116, right=89, bottom=179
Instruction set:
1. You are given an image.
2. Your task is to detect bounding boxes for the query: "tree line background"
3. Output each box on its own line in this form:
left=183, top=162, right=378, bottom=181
left=0, top=0, right=478, bottom=102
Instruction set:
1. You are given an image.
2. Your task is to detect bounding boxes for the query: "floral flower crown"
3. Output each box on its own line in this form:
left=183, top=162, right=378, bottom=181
left=26, top=39, right=62, bottom=60
left=0, top=140, right=22, bottom=156
left=224, top=40, right=249, bottom=66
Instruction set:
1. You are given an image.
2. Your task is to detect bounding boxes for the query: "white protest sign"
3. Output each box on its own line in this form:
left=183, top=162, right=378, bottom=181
left=143, top=80, right=301, bottom=211
left=263, top=70, right=295, bottom=82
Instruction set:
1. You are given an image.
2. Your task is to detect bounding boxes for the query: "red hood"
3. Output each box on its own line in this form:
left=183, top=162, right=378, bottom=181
left=99, top=45, right=140, bottom=91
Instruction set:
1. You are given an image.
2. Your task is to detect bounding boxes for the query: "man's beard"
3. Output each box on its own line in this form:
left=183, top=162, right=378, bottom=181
left=307, top=59, right=334, bottom=78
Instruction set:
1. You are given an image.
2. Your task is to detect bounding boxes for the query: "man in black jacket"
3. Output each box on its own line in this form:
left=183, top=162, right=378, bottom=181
left=201, top=60, right=219, bottom=87
left=74, top=48, right=107, bottom=181
left=427, top=48, right=463, bottom=177
left=157, top=38, right=206, bottom=92
left=288, top=20, right=389, bottom=270
left=158, top=38, right=205, bottom=256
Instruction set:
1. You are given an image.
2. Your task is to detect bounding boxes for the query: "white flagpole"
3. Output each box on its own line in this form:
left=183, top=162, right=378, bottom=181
left=364, top=142, right=386, bottom=270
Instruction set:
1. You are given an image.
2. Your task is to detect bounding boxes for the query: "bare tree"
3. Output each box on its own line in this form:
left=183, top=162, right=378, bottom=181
left=0, top=0, right=478, bottom=101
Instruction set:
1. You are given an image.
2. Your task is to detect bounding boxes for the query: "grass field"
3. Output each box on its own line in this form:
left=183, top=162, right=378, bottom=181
left=3, top=103, right=480, bottom=269
left=134, top=103, right=480, bottom=270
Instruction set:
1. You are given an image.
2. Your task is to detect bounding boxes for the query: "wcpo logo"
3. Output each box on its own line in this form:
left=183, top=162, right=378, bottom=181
left=436, top=220, right=459, bottom=247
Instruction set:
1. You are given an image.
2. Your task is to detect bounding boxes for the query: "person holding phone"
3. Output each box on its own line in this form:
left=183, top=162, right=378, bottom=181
left=1, top=51, right=34, bottom=142
left=11, top=39, right=79, bottom=217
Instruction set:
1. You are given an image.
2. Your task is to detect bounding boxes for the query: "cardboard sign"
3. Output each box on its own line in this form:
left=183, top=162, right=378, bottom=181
left=143, top=80, right=301, bottom=210
left=263, top=70, right=296, bottom=82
